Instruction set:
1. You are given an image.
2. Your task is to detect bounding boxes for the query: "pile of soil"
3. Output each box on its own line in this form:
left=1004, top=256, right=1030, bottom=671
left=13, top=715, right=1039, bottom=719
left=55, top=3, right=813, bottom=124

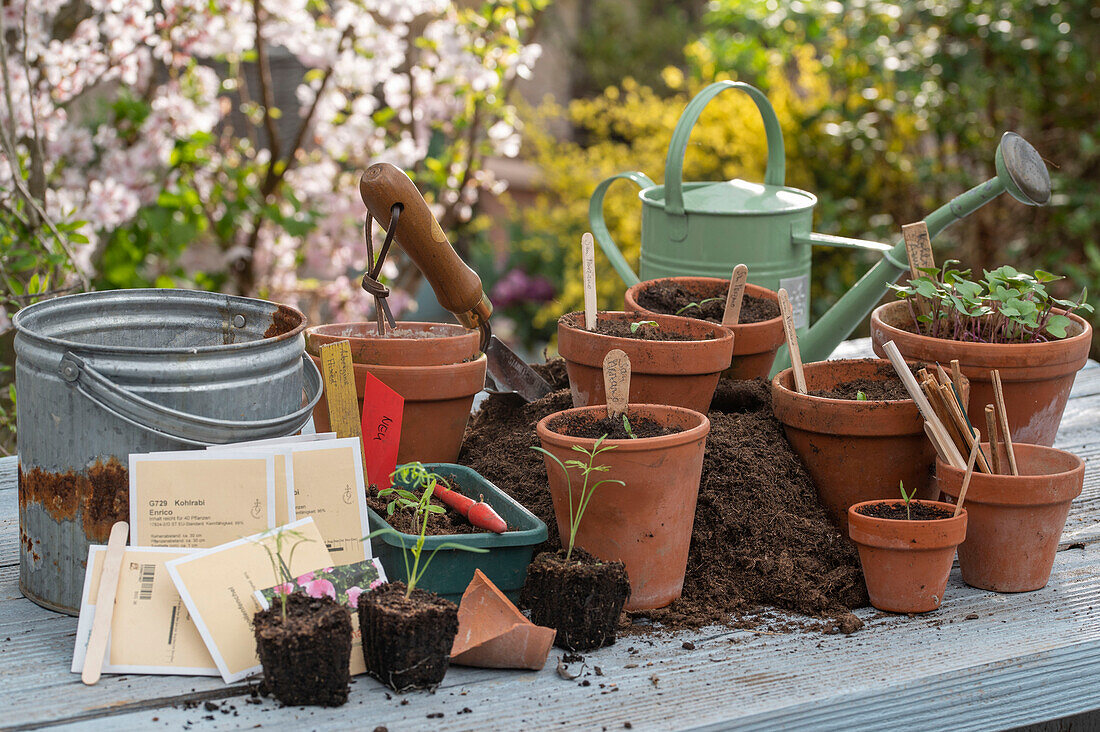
left=366, top=475, right=501, bottom=535
left=809, top=362, right=910, bottom=401
left=547, top=412, right=682, bottom=440
left=458, top=360, right=866, bottom=633
left=856, top=501, right=953, bottom=521
left=636, top=281, right=780, bottom=324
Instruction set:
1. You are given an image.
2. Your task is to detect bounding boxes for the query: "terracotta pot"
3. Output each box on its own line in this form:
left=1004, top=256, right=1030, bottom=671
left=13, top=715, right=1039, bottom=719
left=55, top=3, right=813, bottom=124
left=306, top=322, right=479, bottom=366
left=870, top=300, right=1092, bottom=446
left=308, top=354, right=486, bottom=465
left=771, top=359, right=938, bottom=534
left=535, top=404, right=710, bottom=610
left=557, top=311, right=734, bottom=414
left=848, top=500, right=967, bottom=613
left=625, top=277, right=785, bottom=380
left=936, top=442, right=1084, bottom=592
left=450, top=569, right=556, bottom=670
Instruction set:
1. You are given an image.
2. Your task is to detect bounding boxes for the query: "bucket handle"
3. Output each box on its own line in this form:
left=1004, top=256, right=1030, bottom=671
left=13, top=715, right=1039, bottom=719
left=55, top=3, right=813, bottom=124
left=59, top=352, right=324, bottom=447
left=588, top=171, right=656, bottom=287
left=664, top=81, right=785, bottom=240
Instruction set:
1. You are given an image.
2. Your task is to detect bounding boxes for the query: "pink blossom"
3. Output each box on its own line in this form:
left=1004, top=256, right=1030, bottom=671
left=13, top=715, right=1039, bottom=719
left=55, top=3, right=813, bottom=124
left=295, top=571, right=315, bottom=584
left=271, top=583, right=294, bottom=596
left=303, top=578, right=336, bottom=600
left=369, top=578, right=384, bottom=590
left=345, top=586, right=364, bottom=609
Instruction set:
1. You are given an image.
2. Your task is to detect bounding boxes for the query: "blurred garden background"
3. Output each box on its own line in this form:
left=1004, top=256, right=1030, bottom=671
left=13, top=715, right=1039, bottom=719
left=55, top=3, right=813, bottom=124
left=1, top=0, right=1098, bottom=449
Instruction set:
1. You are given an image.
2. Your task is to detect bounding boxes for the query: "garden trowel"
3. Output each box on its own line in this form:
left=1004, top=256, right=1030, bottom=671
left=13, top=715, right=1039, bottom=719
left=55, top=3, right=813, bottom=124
left=359, top=162, right=554, bottom=402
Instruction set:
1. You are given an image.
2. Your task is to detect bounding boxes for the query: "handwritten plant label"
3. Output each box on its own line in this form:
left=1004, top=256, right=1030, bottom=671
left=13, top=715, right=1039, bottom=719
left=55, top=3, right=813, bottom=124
left=603, top=348, right=631, bottom=419
left=360, top=371, right=404, bottom=489
left=581, top=231, right=597, bottom=331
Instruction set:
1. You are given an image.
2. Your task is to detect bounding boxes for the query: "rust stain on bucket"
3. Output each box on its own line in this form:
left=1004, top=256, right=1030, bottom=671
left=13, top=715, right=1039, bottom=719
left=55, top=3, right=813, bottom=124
left=19, top=458, right=129, bottom=543
left=264, top=304, right=304, bottom=339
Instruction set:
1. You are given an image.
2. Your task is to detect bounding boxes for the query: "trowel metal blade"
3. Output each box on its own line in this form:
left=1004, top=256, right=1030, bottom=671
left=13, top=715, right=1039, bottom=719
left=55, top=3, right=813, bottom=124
left=484, top=335, right=554, bottom=402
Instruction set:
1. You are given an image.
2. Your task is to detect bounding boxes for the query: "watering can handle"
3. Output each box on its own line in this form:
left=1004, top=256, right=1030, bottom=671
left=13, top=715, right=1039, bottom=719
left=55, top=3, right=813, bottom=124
left=58, top=352, right=324, bottom=447
left=588, top=171, right=655, bottom=286
left=665, top=81, right=786, bottom=220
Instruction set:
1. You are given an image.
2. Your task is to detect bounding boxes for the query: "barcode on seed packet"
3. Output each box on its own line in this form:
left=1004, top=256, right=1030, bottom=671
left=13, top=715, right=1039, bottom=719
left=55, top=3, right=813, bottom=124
left=138, top=563, right=156, bottom=601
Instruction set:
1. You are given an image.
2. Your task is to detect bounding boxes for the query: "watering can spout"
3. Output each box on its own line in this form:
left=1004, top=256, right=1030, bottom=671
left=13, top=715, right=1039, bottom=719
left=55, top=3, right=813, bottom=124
left=778, top=131, right=1051, bottom=369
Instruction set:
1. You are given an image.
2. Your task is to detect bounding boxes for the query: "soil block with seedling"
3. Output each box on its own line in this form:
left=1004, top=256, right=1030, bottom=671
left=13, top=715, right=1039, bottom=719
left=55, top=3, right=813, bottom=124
left=771, top=358, right=937, bottom=532
left=625, top=276, right=785, bottom=380
left=360, top=472, right=486, bottom=691
left=252, top=529, right=353, bottom=707
left=557, top=311, right=733, bottom=414
left=366, top=463, right=546, bottom=604
left=873, top=263, right=1092, bottom=446
left=848, top=484, right=967, bottom=614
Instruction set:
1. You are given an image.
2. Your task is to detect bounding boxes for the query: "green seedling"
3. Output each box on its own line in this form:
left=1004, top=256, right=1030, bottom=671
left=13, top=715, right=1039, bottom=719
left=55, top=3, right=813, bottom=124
left=630, top=320, right=659, bottom=334
left=856, top=390, right=868, bottom=401
left=675, top=297, right=723, bottom=315
left=889, top=262, right=1092, bottom=344
left=532, top=435, right=624, bottom=561
left=899, top=480, right=914, bottom=521
left=253, top=527, right=314, bottom=621
left=622, top=414, right=637, bottom=439
left=369, top=465, right=487, bottom=598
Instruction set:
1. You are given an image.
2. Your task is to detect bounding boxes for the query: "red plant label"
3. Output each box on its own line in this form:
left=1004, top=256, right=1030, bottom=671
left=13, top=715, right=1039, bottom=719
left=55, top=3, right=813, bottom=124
left=359, top=372, right=404, bottom=490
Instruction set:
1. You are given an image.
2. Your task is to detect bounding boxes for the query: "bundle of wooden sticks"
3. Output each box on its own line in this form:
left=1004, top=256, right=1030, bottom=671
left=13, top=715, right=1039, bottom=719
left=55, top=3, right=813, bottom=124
left=882, top=341, right=1019, bottom=476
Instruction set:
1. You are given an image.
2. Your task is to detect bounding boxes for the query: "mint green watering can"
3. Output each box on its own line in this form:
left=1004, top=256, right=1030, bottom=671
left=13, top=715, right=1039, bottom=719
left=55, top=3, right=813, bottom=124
left=590, top=81, right=1052, bottom=370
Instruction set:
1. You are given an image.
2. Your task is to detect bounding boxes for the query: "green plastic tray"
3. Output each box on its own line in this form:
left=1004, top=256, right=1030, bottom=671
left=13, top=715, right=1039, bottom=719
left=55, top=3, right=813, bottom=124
left=367, top=463, right=548, bottom=605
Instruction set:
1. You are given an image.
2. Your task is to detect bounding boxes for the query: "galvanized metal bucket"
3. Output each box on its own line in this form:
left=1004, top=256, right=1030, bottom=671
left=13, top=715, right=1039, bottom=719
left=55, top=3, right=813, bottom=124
left=13, top=289, right=323, bottom=614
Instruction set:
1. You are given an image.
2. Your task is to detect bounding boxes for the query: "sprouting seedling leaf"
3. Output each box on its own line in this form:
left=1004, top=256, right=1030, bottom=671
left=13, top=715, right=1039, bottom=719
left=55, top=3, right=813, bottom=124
left=630, top=320, right=659, bottom=334
left=532, top=440, right=624, bottom=561
left=622, top=414, right=637, bottom=438
left=675, top=297, right=723, bottom=315
left=899, top=480, right=913, bottom=521
left=856, top=390, right=867, bottom=401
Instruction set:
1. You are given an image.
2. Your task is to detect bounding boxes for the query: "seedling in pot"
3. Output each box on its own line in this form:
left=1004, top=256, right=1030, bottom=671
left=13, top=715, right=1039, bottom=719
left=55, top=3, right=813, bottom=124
left=385, top=462, right=507, bottom=533
left=676, top=297, right=724, bottom=316
left=856, top=390, right=868, bottom=401
left=630, top=320, right=659, bottom=334
left=622, top=414, right=637, bottom=439
left=898, top=480, right=914, bottom=521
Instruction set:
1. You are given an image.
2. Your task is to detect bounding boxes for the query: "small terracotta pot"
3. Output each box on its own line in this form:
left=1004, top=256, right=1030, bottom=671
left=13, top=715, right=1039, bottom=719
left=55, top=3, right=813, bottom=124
left=557, top=311, right=733, bottom=414
left=308, top=354, right=486, bottom=465
left=306, top=322, right=479, bottom=366
left=936, top=442, right=1084, bottom=592
left=848, top=499, right=967, bottom=613
left=771, top=359, right=938, bottom=533
left=870, top=301, right=1092, bottom=446
left=535, top=404, right=710, bottom=610
left=625, top=277, right=785, bottom=380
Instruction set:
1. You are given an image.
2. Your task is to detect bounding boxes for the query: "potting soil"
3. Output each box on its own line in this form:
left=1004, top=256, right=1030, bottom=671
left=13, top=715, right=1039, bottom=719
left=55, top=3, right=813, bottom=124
left=855, top=501, right=954, bottom=521
left=458, top=360, right=866, bottom=634
left=548, top=412, right=682, bottom=440
left=636, top=280, right=779, bottom=324
left=366, top=474, right=501, bottom=535
left=808, top=361, right=911, bottom=401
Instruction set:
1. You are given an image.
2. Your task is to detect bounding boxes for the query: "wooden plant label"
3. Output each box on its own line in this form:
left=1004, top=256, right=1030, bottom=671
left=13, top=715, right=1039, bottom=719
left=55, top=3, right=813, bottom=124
left=777, top=288, right=807, bottom=394
left=722, top=264, right=749, bottom=327
left=603, top=349, right=630, bottom=419
left=582, top=232, right=597, bottom=331
left=82, top=521, right=129, bottom=685
left=360, top=372, right=404, bottom=490
left=902, top=221, right=935, bottom=320
left=319, top=341, right=364, bottom=446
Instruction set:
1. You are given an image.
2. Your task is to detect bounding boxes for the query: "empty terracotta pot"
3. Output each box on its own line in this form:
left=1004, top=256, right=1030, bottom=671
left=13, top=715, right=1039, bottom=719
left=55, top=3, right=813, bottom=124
left=308, top=354, right=486, bottom=465
left=871, top=301, right=1092, bottom=446
left=936, top=442, right=1084, bottom=592
left=625, top=277, right=784, bottom=380
left=535, top=404, right=710, bottom=610
left=849, top=500, right=967, bottom=613
left=771, top=359, right=938, bottom=534
left=557, top=311, right=733, bottom=414
left=306, top=322, right=479, bottom=366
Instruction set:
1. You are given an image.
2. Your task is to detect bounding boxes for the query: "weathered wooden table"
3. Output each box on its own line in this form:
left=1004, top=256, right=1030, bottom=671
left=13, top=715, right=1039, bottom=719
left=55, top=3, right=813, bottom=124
left=3, top=341, right=1099, bottom=731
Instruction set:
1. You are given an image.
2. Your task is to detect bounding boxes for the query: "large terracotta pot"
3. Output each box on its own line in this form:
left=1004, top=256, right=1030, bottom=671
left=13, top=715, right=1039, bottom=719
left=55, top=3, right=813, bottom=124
left=535, top=404, right=710, bottom=610
left=936, top=442, right=1084, bottom=592
left=308, top=354, right=486, bottom=465
left=870, top=300, right=1092, bottom=446
left=849, top=500, right=967, bottom=614
left=557, top=311, right=733, bottom=414
left=625, top=277, right=784, bottom=380
left=306, top=322, right=479, bottom=366
left=771, top=359, right=938, bottom=534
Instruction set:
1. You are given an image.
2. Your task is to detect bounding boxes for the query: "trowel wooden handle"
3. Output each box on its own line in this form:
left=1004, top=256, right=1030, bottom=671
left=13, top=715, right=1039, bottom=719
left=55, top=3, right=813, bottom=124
left=360, top=163, right=491, bottom=329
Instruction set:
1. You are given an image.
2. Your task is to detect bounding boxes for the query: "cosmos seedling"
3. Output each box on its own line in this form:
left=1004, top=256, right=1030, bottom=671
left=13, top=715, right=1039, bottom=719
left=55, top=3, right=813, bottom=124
left=856, top=391, right=868, bottom=401
left=532, top=436, right=624, bottom=561
left=899, top=480, right=914, bottom=521
left=675, top=297, right=723, bottom=316
left=630, top=320, right=659, bottom=334
left=622, top=414, right=637, bottom=439
left=253, top=527, right=314, bottom=621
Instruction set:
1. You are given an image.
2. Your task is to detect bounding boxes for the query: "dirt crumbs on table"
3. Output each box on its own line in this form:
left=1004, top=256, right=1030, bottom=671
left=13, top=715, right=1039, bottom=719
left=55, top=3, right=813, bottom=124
left=459, top=360, right=866, bottom=633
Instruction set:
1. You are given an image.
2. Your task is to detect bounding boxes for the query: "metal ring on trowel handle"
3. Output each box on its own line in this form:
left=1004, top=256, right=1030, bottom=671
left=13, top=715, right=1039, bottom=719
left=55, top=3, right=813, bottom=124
left=58, top=351, right=323, bottom=446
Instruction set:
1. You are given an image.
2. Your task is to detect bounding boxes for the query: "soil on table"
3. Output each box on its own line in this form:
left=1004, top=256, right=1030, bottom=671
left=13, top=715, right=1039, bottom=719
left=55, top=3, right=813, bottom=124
left=358, top=582, right=458, bottom=692
left=809, top=362, right=911, bottom=401
left=856, top=501, right=954, bottom=521
left=366, top=475, right=504, bottom=535
left=521, top=548, right=631, bottom=651
left=636, top=280, right=780, bottom=324
left=458, top=360, right=866, bottom=635
left=253, top=592, right=352, bottom=707
left=547, top=412, right=683, bottom=440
